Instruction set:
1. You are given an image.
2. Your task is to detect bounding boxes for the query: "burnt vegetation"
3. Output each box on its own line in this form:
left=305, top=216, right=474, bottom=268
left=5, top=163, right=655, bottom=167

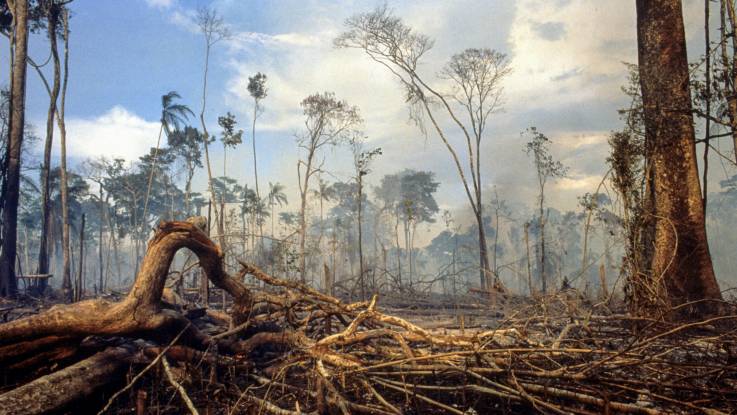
left=0, top=1, right=737, bottom=414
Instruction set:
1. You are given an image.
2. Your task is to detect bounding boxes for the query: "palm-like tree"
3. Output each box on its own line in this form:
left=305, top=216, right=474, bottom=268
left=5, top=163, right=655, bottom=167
left=311, top=179, right=334, bottom=249
left=268, top=182, right=288, bottom=238
left=142, top=91, right=193, bottom=229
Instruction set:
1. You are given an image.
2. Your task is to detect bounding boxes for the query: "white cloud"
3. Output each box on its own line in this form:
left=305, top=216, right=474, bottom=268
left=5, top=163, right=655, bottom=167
left=58, top=106, right=160, bottom=162
left=169, top=9, right=198, bottom=33
left=144, top=0, right=175, bottom=10
left=141, top=0, right=716, bottom=234
left=505, top=0, right=637, bottom=111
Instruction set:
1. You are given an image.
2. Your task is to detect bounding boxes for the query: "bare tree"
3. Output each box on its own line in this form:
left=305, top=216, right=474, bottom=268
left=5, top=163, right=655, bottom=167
left=0, top=0, right=29, bottom=297
left=57, top=6, right=71, bottom=301
left=635, top=0, right=722, bottom=314
left=296, top=92, right=361, bottom=283
left=351, top=135, right=381, bottom=300
left=524, top=127, right=567, bottom=295
left=196, top=6, right=230, bottom=247
left=36, top=1, right=64, bottom=287
left=336, top=7, right=511, bottom=291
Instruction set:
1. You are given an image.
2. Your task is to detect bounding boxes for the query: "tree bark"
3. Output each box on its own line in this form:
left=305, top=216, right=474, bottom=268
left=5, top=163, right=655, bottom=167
left=0, top=346, right=134, bottom=415
left=636, top=0, right=722, bottom=313
left=0, top=0, right=29, bottom=298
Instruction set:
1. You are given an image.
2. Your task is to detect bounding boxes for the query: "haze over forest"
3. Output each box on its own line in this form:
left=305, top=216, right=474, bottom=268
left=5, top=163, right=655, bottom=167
left=4, top=0, right=737, bottom=413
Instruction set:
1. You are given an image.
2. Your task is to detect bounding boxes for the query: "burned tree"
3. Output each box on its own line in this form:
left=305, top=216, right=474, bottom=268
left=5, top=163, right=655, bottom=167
left=524, top=127, right=567, bottom=295
left=635, top=0, right=722, bottom=314
left=296, top=92, right=361, bottom=283
left=336, top=8, right=510, bottom=292
left=0, top=0, right=29, bottom=297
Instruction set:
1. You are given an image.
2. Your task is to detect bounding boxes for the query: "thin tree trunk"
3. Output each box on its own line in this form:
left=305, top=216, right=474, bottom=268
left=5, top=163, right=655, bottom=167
left=539, top=194, right=547, bottom=294
left=98, top=184, right=104, bottom=293
left=703, top=0, right=712, bottom=211
left=477, top=212, right=492, bottom=290
left=199, top=41, right=224, bottom=250
left=357, top=176, right=365, bottom=301
left=636, top=0, right=722, bottom=313
left=394, top=217, right=402, bottom=289
left=37, top=4, right=61, bottom=287
left=0, top=0, right=29, bottom=298
left=524, top=222, right=533, bottom=297
left=298, top=151, right=314, bottom=283
left=725, top=0, right=737, bottom=162
left=252, top=103, right=264, bottom=257
left=75, top=214, right=85, bottom=302
left=57, top=8, right=72, bottom=302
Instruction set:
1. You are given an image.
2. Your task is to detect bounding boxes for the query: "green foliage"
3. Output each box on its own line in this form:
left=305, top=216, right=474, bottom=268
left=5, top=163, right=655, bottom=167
left=217, top=112, right=243, bottom=149
left=160, top=91, right=194, bottom=137
left=375, top=169, right=440, bottom=224
left=524, top=127, right=568, bottom=187
left=247, top=72, right=268, bottom=102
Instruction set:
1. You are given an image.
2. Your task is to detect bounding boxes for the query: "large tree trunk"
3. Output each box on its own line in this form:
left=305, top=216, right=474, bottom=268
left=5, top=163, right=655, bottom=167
left=636, top=0, right=722, bottom=313
left=0, top=0, right=29, bottom=298
left=36, top=4, right=62, bottom=290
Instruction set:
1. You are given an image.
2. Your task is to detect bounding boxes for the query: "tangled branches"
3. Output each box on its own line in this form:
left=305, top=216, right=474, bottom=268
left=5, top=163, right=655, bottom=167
left=0, top=220, right=735, bottom=414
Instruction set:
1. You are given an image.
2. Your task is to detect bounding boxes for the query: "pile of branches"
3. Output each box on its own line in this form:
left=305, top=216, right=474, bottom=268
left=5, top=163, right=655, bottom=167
left=0, top=220, right=736, bottom=414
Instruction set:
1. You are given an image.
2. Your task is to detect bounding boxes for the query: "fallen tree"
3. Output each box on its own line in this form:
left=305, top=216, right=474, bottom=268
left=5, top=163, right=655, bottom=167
left=0, top=219, right=735, bottom=414
left=0, top=220, right=252, bottom=358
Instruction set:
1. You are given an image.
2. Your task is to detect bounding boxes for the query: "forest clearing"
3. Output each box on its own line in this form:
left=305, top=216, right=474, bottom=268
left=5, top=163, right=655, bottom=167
left=1, top=0, right=737, bottom=414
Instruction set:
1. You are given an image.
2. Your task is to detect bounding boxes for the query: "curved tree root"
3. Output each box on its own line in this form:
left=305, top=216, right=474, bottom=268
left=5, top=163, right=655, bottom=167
left=0, top=220, right=252, bottom=359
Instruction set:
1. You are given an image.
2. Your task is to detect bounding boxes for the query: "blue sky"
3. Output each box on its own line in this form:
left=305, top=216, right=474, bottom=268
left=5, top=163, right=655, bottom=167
left=11, top=0, right=731, bottom=239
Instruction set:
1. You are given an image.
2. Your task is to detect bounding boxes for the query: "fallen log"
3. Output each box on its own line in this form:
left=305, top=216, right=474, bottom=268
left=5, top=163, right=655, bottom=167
left=0, top=346, right=134, bottom=415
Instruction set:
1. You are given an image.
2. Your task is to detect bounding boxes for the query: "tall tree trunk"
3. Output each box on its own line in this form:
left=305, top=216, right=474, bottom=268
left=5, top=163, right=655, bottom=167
left=0, top=0, right=29, bottom=298
left=703, top=0, right=711, bottom=211
left=57, top=8, right=72, bottom=302
left=723, top=0, right=737, bottom=162
left=394, top=217, right=402, bottom=289
left=75, top=214, right=85, bottom=302
left=525, top=222, right=533, bottom=297
left=477, top=212, right=492, bottom=290
left=37, top=4, right=61, bottom=288
left=636, top=0, right=722, bottom=313
left=298, top=151, right=314, bottom=283
left=199, top=42, right=225, bottom=251
left=252, top=103, right=264, bottom=258
left=98, top=184, right=104, bottom=293
left=539, top=196, right=547, bottom=294
left=357, top=176, right=365, bottom=301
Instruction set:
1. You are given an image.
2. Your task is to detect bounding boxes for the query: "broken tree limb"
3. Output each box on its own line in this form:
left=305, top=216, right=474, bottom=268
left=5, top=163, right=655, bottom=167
left=0, top=346, right=134, bottom=415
